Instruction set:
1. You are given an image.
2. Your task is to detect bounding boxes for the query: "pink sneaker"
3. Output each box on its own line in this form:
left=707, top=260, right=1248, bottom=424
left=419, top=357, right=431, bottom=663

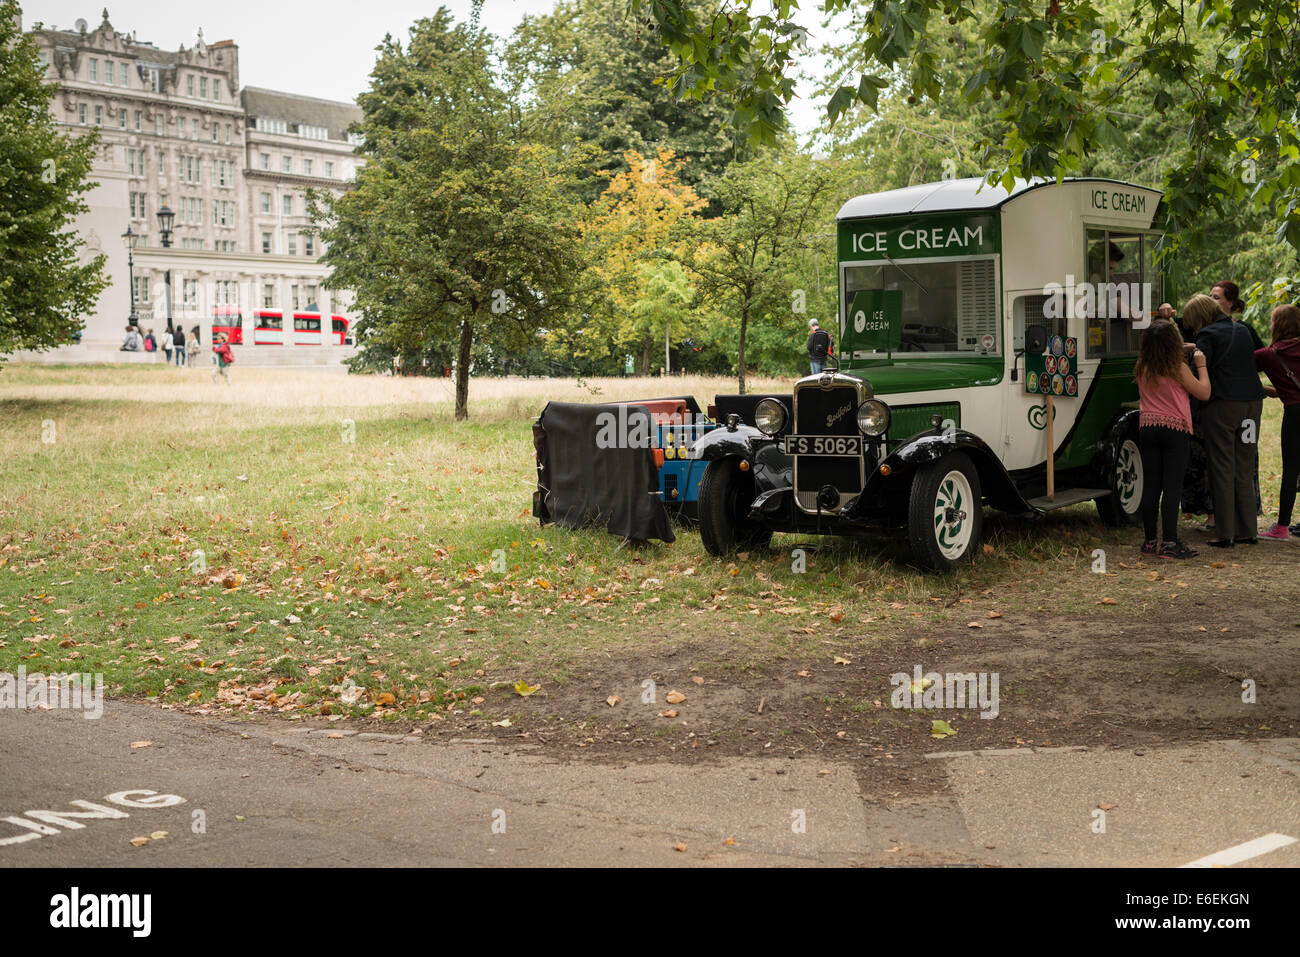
left=1259, top=523, right=1291, bottom=541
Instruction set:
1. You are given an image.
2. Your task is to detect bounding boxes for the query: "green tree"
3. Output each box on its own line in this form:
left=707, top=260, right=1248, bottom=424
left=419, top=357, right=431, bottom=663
left=0, top=3, right=106, bottom=359
left=632, top=0, right=1300, bottom=257
left=508, top=0, right=749, bottom=201
left=673, top=149, right=840, bottom=392
left=311, top=9, right=589, bottom=420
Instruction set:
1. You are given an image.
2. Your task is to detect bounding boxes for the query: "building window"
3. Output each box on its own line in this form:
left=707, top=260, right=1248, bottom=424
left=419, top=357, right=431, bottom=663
left=347, top=132, right=364, bottom=146
left=200, top=77, right=208, bottom=98
left=94, top=106, right=103, bottom=126
left=325, top=161, right=334, bottom=178
left=191, top=118, right=199, bottom=140
left=258, top=117, right=287, bottom=135
left=89, top=58, right=98, bottom=82
left=187, top=75, right=194, bottom=96
left=299, top=124, right=328, bottom=140
left=183, top=279, right=198, bottom=307
left=302, top=158, right=313, bottom=176
left=118, top=110, right=126, bottom=129
left=303, top=234, right=316, bottom=257
left=288, top=234, right=298, bottom=256
left=129, top=192, right=147, bottom=220
left=213, top=82, right=220, bottom=101
left=216, top=280, right=238, bottom=305
left=281, top=156, right=291, bottom=174
left=225, top=123, right=232, bottom=144
left=78, top=104, right=87, bottom=125
left=179, top=155, right=200, bottom=184
left=305, top=284, right=318, bottom=307
left=212, top=124, right=218, bottom=143
left=262, top=232, right=272, bottom=254
left=283, top=194, right=294, bottom=216
left=127, top=149, right=140, bottom=176
left=144, top=67, right=161, bottom=93
left=134, top=109, right=142, bottom=132
left=120, top=62, right=128, bottom=87
left=260, top=192, right=271, bottom=213
left=157, top=149, right=165, bottom=175
left=263, top=284, right=274, bottom=307
left=155, top=114, right=164, bottom=136
left=134, top=275, right=151, bottom=304
left=260, top=153, right=270, bottom=170
left=103, top=60, right=114, bottom=85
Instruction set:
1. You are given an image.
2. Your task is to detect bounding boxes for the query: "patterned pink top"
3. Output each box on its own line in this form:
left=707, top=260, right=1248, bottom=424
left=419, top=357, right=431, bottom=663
left=1138, top=374, right=1193, bottom=434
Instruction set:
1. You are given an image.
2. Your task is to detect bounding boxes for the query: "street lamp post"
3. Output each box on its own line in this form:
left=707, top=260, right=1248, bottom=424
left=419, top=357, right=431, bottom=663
left=156, top=205, right=175, bottom=332
left=121, top=225, right=139, bottom=328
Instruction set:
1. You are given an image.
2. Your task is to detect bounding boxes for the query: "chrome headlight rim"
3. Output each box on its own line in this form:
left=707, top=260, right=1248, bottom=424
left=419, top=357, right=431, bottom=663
left=857, top=398, right=891, bottom=437
left=754, top=397, right=787, bottom=436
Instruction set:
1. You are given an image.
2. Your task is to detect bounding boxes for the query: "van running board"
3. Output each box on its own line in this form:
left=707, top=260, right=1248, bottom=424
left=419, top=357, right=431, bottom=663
left=1026, top=488, right=1112, bottom=511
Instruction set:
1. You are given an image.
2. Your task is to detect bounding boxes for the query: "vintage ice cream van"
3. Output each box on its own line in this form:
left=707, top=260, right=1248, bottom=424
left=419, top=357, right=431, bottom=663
left=691, top=176, right=1165, bottom=569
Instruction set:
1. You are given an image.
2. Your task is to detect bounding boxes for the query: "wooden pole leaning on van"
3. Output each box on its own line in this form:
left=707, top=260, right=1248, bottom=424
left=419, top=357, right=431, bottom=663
left=1045, top=394, right=1055, bottom=501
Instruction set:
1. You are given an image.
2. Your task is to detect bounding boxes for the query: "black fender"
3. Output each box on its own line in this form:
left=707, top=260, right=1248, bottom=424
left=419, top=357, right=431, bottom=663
left=1091, top=408, right=1141, bottom=484
left=691, top=425, right=792, bottom=498
left=844, top=429, right=1032, bottom=518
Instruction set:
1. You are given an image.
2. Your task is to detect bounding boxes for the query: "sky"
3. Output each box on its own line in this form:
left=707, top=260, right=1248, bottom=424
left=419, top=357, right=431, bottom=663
left=21, top=0, right=832, bottom=136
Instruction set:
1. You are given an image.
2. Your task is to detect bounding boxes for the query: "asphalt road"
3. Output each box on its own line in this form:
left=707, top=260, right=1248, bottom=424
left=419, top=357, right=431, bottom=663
left=1, top=701, right=1296, bottom=867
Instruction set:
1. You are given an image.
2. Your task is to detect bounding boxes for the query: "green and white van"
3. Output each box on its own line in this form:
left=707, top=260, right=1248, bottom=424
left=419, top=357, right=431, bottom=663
left=693, top=176, right=1165, bottom=569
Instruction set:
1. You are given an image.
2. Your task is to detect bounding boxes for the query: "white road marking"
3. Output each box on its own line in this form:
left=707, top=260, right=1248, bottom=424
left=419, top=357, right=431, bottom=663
left=1180, top=833, right=1298, bottom=868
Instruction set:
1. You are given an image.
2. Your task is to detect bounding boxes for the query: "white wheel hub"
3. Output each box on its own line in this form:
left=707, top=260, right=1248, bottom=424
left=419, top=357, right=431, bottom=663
left=1116, top=438, right=1143, bottom=514
left=933, top=470, right=974, bottom=560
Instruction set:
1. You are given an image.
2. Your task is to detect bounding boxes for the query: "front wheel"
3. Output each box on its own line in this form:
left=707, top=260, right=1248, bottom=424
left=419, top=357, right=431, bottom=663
left=1096, top=431, right=1144, bottom=526
left=908, top=453, right=984, bottom=570
left=698, top=459, right=773, bottom=556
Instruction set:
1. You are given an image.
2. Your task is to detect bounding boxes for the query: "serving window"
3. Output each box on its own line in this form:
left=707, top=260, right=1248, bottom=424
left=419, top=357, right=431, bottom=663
left=1083, top=228, right=1164, bottom=357
left=843, top=256, right=999, bottom=355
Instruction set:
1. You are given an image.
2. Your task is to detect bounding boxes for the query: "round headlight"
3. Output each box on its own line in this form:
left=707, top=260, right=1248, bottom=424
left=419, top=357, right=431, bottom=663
left=754, top=397, right=787, bottom=436
left=857, top=399, right=891, bottom=437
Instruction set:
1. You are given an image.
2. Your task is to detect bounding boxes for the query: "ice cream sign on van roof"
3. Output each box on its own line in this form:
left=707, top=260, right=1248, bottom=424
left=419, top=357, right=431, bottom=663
left=1090, top=186, right=1149, bottom=216
left=838, top=213, right=999, bottom=261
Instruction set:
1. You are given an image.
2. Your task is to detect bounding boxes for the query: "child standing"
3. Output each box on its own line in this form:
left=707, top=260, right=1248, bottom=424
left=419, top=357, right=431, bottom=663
left=1135, top=314, right=1212, bottom=558
left=1255, top=304, right=1300, bottom=539
left=212, top=332, right=234, bottom=385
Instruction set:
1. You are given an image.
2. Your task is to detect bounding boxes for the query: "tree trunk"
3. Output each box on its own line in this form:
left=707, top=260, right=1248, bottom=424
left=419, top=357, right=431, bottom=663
left=639, top=336, right=654, bottom=376
left=737, top=302, right=749, bottom=395
left=664, top=316, right=671, bottom=376
left=454, top=314, right=473, bottom=421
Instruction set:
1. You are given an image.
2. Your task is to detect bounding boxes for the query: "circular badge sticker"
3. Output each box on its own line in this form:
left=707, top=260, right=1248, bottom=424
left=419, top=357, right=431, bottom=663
left=1027, top=371, right=1038, bottom=392
left=1058, top=356, right=1071, bottom=376
left=1066, top=374, right=1077, bottom=396
left=1041, top=376, right=1052, bottom=394
left=1053, top=375, right=1064, bottom=395
left=1045, top=355, right=1057, bottom=374
left=981, top=333, right=995, bottom=351
left=1065, top=338, right=1077, bottom=357
left=1051, top=335, right=1065, bottom=356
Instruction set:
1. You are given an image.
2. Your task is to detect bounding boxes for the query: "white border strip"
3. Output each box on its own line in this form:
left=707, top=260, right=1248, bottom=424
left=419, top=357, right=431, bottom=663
left=1180, top=833, right=1297, bottom=868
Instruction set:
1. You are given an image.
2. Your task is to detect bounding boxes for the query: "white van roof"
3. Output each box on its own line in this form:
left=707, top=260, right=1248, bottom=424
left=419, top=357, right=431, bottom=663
left=836, top=176, right=1159, bottom=220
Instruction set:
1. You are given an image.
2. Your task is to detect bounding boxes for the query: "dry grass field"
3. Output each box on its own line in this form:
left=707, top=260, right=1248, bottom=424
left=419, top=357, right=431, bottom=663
left=1, top=362, right=1296, bottom=755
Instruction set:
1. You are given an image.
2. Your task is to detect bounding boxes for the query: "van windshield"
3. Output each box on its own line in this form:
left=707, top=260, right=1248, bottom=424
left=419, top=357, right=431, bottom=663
left=843, top=257, right=998, bottom=355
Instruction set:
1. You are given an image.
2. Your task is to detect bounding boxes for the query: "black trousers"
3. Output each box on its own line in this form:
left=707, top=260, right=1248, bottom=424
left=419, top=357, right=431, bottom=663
left=1200, top=398, right=1264, bottom=540
left=1278, top=405, right=1300, bottom=526
left=1139, top=426, right=1191, bottom=542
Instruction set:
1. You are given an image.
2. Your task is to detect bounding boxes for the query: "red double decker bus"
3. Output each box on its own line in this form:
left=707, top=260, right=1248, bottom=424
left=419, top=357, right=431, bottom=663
left=212, top=309, right=350, bottom=346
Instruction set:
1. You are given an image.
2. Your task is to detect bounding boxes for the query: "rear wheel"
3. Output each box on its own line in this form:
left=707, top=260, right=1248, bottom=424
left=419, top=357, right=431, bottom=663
left=908, top=452, right=984, bottom=570
left=698, top=459, right=773, bottom=556
left=1096, top=431, right=1144, bottom=526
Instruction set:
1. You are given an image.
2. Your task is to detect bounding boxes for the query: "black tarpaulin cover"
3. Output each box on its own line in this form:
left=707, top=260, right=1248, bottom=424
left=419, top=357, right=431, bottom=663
left=532, top=401, right=675, bottom=543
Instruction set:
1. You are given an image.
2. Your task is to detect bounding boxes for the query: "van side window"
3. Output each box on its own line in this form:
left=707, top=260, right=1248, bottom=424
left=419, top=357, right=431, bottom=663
left=1010, top=293, right=1068, bottom=352
left=1084, top=228, right=1158, bottom=357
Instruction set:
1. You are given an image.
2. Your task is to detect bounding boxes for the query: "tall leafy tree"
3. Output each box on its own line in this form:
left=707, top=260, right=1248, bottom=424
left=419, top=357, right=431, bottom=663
left=632, top=0, right=1300, bottom=258
left=673, top=149, right=841, bottom=392
left=312, top=9, right=589, bottom=420
left=0, top=2, right=106, bottom=359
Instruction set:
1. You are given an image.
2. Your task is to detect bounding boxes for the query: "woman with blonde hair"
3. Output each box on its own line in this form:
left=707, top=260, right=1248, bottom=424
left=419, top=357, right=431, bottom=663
left=1184, top=292, right=1266, bottom=546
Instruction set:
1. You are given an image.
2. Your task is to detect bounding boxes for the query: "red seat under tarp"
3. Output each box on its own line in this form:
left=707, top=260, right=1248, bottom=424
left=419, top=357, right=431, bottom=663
left=614, top=399, right=690, bottom=424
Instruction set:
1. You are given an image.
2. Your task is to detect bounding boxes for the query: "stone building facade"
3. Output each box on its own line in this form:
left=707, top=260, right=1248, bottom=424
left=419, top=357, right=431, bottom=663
left=21, top=10, right=363, bottom=362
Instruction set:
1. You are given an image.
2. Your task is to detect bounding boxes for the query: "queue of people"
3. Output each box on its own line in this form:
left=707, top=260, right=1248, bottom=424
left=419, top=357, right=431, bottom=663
left=118, top=323, right=204, bottom=366
left=1137, top=288, right=1300, bottom=557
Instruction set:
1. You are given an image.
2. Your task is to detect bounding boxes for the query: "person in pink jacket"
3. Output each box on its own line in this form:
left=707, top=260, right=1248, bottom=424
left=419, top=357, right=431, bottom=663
left=212, top=332, right=235, bottom=386
left=1255, top=304, right=1300, bottom=539
left=1135, top=310, right=1212, bottom=558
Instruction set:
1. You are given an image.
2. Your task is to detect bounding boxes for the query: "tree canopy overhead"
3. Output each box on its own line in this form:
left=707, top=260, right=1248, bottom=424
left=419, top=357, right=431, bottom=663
left=631, top=0, right=1300, bottom=254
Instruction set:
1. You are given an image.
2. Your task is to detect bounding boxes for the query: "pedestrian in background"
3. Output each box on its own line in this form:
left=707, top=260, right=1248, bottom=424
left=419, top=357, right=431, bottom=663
left=807, top=319, right=833, bottom=375
left=188, top=325, right=202, bottom=367
left=161, top=327, right=174, bottom=363
left=1184, top=292, right=1266, bottom=547
left=212, top=332, right=234, bottom=386
left=172, top=325, right=186, bottom=366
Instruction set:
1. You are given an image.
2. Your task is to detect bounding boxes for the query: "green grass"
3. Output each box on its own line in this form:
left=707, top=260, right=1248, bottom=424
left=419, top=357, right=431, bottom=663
left=0, top=363, right=1291, bottom=721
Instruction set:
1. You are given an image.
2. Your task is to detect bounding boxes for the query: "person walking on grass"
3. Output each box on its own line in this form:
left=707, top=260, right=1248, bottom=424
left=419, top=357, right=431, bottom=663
left=188, top=325, right=202, bottom=367
left=161, top=327, right=174, bottom=364
left=1184, top=292, right=1267, bottom=547
left=1135, top=317, right=1211, bottom=559
left=1255, top=304, right=1300, bottom=540
left=212, top=332, right=234, bottom=385
left=172, top=324, right=186, bottom=366
left=807, top=318, right=833, bottom=375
